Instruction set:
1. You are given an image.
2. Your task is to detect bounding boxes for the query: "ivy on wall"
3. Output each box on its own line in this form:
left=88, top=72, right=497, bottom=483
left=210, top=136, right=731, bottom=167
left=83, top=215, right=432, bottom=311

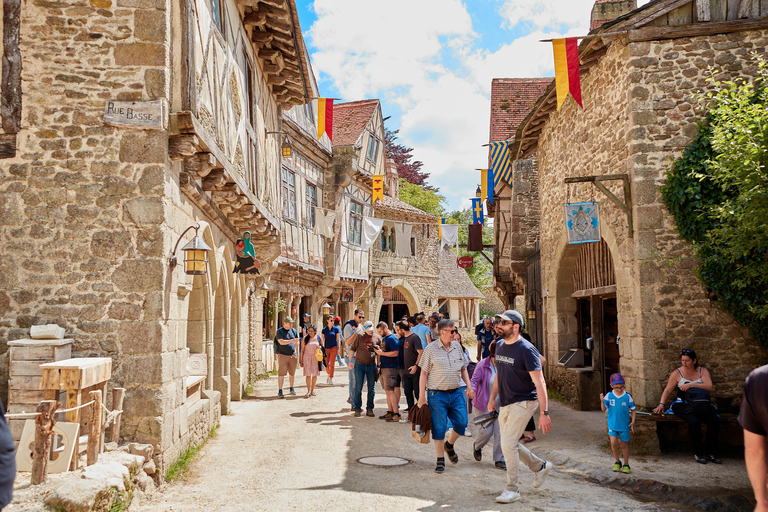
left=661, top=63, right=768, bottom=350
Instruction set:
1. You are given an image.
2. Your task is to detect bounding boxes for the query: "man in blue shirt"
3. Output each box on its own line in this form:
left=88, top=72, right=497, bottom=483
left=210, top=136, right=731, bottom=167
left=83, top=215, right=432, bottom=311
left=410, top=313, right=430, bottom=349
left=488, top=310, right=553, bottom=504
left=476, top=316, right=495, bottom=361
left=375, top=322, right=401, bottom=422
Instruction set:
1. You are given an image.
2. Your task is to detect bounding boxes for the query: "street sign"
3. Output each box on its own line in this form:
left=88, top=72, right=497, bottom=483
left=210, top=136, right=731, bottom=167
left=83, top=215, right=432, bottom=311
left=457, top=256, right=474, bottom=269
left=382, top=286, right=393, bottom=301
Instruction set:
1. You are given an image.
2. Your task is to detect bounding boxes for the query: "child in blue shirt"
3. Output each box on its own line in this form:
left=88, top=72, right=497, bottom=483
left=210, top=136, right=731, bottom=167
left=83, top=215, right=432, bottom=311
left=600, top=373, right=636, bottom=474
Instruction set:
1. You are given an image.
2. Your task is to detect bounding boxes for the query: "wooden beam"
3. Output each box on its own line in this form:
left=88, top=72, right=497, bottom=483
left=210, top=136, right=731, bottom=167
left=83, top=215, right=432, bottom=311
left=255, top=3, right=291, bottom=21
left=696, top=0, right=711, bottom=21
left=564, top=174, right=634, bottom=238
left=2, top=0, right=22, bottom=134
left=183, top=152, right=218, bottom=178
left=169, top=134, right=199, bottom=160
left=31, top=400, right=58, bottom=485
left=629, top=14, right=768, bottom=41
left=86, top=390, right=103, bottom=466
left=267, top=75, right=287, bottom=86
left=178, top=172, right=240, bottom=242
left=632, top=0, right=692, bottom=28
left=0, top=133, right=16, bottom=159
left=109, top=388, right=125, bottom=444
left=251, top=30, right=273, bottom=45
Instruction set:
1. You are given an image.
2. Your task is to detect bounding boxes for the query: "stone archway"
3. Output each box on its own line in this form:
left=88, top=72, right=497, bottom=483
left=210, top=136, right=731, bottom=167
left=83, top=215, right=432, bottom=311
left=186, top=221, right=216, bottom=392
left=372, top=279, right=420, bottom=326
left=213, top=266, right=231, bottom=414
left=229, top=278, right=245, bottom=401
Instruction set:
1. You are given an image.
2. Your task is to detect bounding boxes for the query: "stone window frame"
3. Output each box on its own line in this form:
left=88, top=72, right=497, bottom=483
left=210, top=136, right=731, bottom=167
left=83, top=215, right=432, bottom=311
left=282, top=167, right=296, bottom=222
left=1, top=0, right=21, bottom=159
left=349, top=200, right=363, bottom=246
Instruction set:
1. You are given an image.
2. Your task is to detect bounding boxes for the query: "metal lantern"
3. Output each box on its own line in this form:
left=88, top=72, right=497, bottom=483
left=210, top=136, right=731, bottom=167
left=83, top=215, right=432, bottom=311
left=475, top=184, right=482, bottom=198
left=281, top=135, right=293, bottom=158
left=260, top=281, right=269, bottom=299
left=181, top=234, right=212, bottom=275
left=322, top=302, right=331, bottom=316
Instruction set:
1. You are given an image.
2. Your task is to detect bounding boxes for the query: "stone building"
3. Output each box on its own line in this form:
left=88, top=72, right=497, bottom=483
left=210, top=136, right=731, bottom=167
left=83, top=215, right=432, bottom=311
left=369, top=159, right=440, bottom=324
left=0, top=0, right=314, bottom=470
left=501, top=0, right=768, bottom=410
left=436, top=247, right=485, bottom=328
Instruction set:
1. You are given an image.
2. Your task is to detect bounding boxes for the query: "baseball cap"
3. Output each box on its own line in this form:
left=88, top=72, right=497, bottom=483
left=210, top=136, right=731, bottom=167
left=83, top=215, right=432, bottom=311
left=609, top=373, right=625, bottom=386
left=334, top=316, right=341, bottom=322
left=495, top=310, right=525, bottom=328
left=283, top=317, right=293, bottom=324
left=363, top=321, right=374, bottom=332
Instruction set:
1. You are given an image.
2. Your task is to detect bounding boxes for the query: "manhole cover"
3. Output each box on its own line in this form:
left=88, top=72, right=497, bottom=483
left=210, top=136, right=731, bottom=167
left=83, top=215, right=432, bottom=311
left=357, top=456, right=411, bottom=467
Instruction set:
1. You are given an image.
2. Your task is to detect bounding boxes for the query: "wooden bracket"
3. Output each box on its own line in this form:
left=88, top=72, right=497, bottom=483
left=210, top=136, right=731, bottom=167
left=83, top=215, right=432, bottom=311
left=564, top=174, right=634, bottom=238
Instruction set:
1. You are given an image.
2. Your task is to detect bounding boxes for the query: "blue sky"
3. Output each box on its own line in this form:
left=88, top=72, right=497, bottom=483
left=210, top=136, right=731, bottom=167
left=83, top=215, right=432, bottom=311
left=294, top=0, right=650, bottom=211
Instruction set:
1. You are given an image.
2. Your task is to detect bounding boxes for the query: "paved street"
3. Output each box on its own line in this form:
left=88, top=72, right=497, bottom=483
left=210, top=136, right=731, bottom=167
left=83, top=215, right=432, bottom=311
left=130, top=369, right=689, bottom=512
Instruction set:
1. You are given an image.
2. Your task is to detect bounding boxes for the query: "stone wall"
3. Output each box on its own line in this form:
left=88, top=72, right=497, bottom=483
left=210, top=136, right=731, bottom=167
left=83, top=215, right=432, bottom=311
left=536, top=32, right=766, bottom=410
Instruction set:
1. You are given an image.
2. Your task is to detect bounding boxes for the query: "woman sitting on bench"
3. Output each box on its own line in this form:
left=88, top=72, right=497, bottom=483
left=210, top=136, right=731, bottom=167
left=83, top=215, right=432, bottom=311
left=653, top=349, right=720, bottom=465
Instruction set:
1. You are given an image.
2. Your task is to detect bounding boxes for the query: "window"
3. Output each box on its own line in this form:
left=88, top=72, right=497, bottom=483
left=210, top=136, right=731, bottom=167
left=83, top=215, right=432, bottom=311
left=245, top=56, right=255, bottom=128
left=366, top=134, right=379, bottom=162
left=381, top=227, right=388, bottom=251
left=410, top=236, right=417, bottom=257
left=282, top=168, right=296, bottom=221
left=349, top=201, right=363, bottom=245
left=306, top=183, right=317, bottom=228
left=211, top=0, right=224, bottom=34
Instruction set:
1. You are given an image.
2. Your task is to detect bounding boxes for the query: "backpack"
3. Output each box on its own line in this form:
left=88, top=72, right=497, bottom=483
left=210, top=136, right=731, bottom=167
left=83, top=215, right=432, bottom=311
left=274, top=327, right=297, bottom=355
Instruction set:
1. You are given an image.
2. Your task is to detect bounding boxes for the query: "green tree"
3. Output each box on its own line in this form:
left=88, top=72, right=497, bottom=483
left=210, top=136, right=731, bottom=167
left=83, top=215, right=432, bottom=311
left=661, top=61, right=768, bottom=348
left=398, top=179, right=446, bottom=216
left=445, top=209, right=494, bottom=290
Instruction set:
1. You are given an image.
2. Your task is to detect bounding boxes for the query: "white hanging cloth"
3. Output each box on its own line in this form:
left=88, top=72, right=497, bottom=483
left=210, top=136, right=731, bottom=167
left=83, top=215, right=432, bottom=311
left=314, top=210, right=336, bottom=239
left=362, top=217, right=384, bottom=250
left=440, top=224, right=459, bottom=254
left=394, top=223, right=412, bottom=257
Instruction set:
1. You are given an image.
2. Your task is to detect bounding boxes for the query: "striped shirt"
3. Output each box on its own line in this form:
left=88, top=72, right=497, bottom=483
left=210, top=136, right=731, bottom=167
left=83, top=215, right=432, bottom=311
left=419, top=340, right=467, bottom=390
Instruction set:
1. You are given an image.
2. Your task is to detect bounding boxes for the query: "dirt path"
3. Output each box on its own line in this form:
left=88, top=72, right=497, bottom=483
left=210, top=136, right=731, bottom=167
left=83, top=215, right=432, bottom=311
left=130, top=369, right=689, bottom=512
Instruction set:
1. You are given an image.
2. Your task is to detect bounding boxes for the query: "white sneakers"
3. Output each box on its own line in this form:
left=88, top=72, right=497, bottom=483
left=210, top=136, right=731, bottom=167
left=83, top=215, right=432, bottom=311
left=495, top=490, right=521, bottom=503
left=329, top=378, right=334, bottom=385
left=533, top=460, right=552, bottom=488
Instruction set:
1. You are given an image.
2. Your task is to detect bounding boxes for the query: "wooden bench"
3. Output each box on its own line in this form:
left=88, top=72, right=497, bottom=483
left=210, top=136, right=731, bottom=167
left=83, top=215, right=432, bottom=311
left=636, top=411, right=742, bottom=455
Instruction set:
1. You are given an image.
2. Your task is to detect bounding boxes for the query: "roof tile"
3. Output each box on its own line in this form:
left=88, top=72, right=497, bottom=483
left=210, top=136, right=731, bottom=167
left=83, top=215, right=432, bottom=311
left=489, top=78, right=552, bottom=143
left=332, top=99, right=380, bottom=147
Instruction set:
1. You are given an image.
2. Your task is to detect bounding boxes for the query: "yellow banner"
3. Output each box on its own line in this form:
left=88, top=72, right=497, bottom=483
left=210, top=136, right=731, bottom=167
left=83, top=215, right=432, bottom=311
left=372, top=175, right=384, bottom=203
left=480, top=169, right=488, bottom=202
left=553, top=39, right=570, bottom=110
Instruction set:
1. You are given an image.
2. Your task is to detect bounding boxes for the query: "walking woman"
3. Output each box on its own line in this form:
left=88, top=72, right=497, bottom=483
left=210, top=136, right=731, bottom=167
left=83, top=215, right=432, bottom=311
left=471, top=341, right=506, bottom=469
left=322, top=315, right=341, bottom=385
left=301, top=325, right=322, bottom=397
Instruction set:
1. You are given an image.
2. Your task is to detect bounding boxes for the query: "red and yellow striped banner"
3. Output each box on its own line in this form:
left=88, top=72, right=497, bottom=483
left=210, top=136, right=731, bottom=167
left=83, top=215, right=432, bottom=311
left=317, top=98, right=334, bottom=142
left=552, top=38, right=583, bottom=110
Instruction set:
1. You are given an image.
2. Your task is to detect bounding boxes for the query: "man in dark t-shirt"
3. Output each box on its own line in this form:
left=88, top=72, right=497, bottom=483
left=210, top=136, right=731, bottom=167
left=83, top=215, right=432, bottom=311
left=349, top=321, right=380, bottom=417
left=739, top=364, right=768, bottom=510
left=400, top=318, right=423, bottom=415
left=274, top=318, right=298, bottom=398
left=375, top=322, right=401, bottom=421
left=477, top=317, right=495, bottom=361
left=488, top=310, right=553, bottom=504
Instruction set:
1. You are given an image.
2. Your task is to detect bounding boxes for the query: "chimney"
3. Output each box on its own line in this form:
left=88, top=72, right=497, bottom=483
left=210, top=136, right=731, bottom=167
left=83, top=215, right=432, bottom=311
left=385, top=158, right=399, bottom=199
left=590, top=0, right=637, bottom=30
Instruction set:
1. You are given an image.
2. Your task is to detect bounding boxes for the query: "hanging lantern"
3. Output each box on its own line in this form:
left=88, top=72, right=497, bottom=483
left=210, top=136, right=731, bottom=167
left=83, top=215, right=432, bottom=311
left=170, top=224, right=211, bottom=276
left=281, top=135, right=293, bottom=158
left=322, top=302, right=331, bottom=316
left=260, top=281, right=269, bottom=299
left=475, top=184, right=482, bottom=198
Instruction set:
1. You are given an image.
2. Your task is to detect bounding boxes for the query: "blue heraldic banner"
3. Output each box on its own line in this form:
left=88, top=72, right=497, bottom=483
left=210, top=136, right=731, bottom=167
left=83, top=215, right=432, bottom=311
left=565, top=202, right=600, bottom=244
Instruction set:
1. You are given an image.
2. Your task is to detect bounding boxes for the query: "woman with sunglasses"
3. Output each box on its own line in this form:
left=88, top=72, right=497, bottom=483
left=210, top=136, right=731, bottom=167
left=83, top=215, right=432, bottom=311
left=653, top=349, right=720, bottom=464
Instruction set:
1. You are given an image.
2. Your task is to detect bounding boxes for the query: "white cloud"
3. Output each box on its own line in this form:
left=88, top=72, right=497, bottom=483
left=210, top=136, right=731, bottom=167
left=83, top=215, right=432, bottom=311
left=306, top=0, right=653, bottom=210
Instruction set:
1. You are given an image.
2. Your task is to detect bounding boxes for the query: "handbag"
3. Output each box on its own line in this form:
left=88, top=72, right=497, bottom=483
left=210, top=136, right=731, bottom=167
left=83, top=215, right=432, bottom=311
left=683, top=387, right=713, bottom=413
left=315, top=348, right=324, bottom=362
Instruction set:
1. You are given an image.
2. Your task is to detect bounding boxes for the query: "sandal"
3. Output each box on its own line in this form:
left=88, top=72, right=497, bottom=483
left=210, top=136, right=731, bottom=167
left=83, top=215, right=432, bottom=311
left=435, top=457, right=445, bottom=472
left=304, top=393, right=310, bottom=398
left=444, top=441, right=459, bottom=464
left=522, top=435, right=536, bottom=444
left=310, top=392, right=316, bottom=396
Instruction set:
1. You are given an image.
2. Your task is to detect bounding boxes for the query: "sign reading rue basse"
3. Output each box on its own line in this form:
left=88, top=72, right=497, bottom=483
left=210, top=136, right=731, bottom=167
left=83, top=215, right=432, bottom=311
left=103, top=99, right=165, bottom=129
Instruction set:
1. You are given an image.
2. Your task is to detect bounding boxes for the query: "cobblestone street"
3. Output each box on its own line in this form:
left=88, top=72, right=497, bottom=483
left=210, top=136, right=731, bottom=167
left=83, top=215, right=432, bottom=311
left=129, top=370, right=699, bottom=512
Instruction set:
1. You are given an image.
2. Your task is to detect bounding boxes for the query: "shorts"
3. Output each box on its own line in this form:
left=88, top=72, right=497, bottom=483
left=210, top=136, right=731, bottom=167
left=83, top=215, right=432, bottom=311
left=277, top=354, right=297, bottom=377
left=609, top=429, right=630, bottom=442
left=427, top=389, right=467, bottom=440
left=380, top=368, right=400, bottom=391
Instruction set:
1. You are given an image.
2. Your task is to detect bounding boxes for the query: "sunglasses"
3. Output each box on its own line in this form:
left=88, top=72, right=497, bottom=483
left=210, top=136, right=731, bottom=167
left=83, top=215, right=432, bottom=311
left=451, top=329, right=458, bottom=334
left=681, top=349, right=695, bottom=356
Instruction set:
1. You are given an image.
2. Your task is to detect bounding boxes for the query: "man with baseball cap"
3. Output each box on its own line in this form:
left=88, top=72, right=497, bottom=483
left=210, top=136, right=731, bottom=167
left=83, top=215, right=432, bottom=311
left=488, top=310, right=553, bottom=503
left=349, top=320, right=380, bottom=417
left=274, top=317, right=299, bottom=398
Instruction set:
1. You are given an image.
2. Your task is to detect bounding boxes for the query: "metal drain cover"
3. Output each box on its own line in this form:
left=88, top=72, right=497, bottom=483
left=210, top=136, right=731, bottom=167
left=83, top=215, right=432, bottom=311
left=357, top=456, right=411, bottom=467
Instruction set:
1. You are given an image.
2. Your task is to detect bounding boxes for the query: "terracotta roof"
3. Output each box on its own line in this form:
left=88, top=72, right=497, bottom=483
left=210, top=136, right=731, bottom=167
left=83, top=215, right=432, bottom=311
left=489, top=78, right=552, bottom=143
left=438, top=247, right=485, bottom=299
left=332, top=99, right=380, bottom=147
left=374, top=195, right=439, bottom=221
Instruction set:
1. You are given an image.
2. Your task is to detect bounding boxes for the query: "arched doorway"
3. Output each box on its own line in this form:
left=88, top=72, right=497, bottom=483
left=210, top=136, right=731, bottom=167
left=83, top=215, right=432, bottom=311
left=378, top=288, right=411, bottom=326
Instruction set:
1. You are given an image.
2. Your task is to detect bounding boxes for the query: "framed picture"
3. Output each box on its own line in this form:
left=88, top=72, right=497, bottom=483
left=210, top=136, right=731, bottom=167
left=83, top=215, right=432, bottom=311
left=341, top=286, right=354, bottom=303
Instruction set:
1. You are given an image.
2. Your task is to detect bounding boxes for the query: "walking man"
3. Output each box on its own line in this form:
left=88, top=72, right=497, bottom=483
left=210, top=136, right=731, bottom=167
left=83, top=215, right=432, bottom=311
left=349, top=321, right=380, bottom=417
left=488, top=310, right=553, bottom=503
left=275, top=317, right=298, bottom=398
left=418, top=319, right=475, bottom=473
left=375, top=322, right=401, bottom=422
left=400, top=318, right=423, bottom=415
left=476, top=316, right=495, bottom=362
left=739, top=364, right=768, bottom=511
left=343, top=309, right=364, bottom=407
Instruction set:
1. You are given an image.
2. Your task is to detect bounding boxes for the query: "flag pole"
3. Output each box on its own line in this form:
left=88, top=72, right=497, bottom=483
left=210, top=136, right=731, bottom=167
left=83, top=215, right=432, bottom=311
left=307, top=97, right=341, bottom=100
left=538, top=30, right=627, bottom=43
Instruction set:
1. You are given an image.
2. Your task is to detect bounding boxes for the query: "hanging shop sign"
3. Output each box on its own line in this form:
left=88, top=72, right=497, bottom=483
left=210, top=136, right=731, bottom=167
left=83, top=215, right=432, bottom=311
left=457, top=256, right=474, bottom=269
left=382, top=286, right=393, bottom=302
left=565, top=202, right=600, bottom=244
left=233, top=232, right=261, bottom=274
left=341, top=286, right=354, bottom=303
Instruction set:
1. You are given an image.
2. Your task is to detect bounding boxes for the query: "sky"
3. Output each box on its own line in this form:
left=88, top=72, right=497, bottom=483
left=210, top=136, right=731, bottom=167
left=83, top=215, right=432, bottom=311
left=295, top=0, right=652, bottom=211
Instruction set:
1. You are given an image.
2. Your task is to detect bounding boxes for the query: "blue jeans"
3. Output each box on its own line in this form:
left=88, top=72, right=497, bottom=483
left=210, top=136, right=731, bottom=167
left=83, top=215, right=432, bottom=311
left=347, top=355, right=356, bottom=401
left=352, top=362, right=376, bottom=412
left=447, top=386, right=467, bottom=430
left=428, top=388, right=468, bottom=440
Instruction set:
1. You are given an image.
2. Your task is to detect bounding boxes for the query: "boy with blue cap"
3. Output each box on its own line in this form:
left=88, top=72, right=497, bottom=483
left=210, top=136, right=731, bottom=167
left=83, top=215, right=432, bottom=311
left=600, top=373, right=636, bottom=474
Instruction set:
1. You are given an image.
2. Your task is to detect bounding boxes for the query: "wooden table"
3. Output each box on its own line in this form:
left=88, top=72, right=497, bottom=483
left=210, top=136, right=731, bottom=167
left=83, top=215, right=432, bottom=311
left=39, top=357, right=112, bottom=469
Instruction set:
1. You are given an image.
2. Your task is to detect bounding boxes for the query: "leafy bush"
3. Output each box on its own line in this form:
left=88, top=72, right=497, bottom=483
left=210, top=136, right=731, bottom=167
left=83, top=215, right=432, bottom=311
left=660, top=62, right=768, bottom=349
